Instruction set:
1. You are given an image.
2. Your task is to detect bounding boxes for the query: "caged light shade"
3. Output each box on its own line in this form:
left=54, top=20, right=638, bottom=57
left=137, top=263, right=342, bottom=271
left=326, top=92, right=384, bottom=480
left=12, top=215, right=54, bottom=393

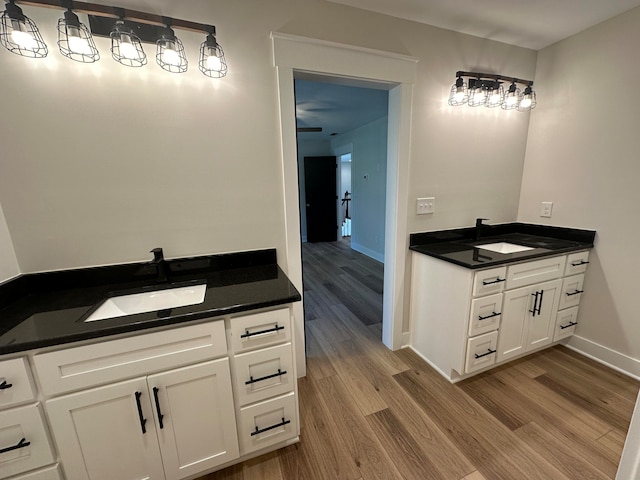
left=57, top=4, right=99, bottom=63
left=156, top=24, right=187, bottom=73
left=199, top=30, right=227, bottom=78
left=448, top=75, right=468, bottom=106
left=518, top=85, right=537, bottom=111
left=501, top=82, right=521, bottom=110
left=0, top=0, right=47, bottom=58
left=110, top=18, right=146, bottom=67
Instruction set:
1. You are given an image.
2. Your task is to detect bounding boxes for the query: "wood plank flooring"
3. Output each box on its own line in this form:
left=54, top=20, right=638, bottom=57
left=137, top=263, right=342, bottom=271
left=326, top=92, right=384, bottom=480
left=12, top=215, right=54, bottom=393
left=199, top=239, right=639, bottom=480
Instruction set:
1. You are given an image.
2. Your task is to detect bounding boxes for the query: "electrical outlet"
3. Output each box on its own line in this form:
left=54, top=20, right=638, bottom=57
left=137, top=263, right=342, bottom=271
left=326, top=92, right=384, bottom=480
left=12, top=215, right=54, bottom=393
left=540, top=201, right=553, bottom=218
left=417, top=197, right=435, bottom=215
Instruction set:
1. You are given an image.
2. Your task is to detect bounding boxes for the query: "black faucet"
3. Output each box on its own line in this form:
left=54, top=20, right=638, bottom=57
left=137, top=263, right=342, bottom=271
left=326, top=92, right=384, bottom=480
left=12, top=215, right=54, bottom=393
left=475, top=218, right=489, bottom=241
left=150, top=247, right=168, bottom=283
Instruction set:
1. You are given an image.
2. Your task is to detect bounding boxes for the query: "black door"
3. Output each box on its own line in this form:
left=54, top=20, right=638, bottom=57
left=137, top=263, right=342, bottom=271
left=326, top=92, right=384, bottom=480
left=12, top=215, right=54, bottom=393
left=304, top=156, right=337, bottom=242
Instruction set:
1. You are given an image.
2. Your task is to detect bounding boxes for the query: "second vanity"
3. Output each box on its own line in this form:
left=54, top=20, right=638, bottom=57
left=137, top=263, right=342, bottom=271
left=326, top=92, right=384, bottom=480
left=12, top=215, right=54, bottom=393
left=0, top=248, right=301, bottom=480
left=409, top=222, right=595, bottom=383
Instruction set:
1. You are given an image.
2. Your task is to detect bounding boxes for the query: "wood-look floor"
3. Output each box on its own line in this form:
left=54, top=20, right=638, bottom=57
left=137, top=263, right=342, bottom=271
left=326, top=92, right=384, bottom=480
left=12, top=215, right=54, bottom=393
left=199, top=239, right=639, bottom=480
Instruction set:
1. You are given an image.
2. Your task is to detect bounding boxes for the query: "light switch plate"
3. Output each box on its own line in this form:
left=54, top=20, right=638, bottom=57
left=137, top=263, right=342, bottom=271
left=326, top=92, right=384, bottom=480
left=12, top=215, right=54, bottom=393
left=540, top=201, right=553, bottom=218
left=417, top=197, right=435, bottom=215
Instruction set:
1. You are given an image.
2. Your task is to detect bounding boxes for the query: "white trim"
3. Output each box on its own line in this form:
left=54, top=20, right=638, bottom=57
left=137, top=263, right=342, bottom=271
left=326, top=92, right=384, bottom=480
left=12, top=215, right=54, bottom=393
left=272, top=33, right=417, bottom=377
left=565, top=335, right=640, bottom=381
left=350, top=241, right=384, bottom=263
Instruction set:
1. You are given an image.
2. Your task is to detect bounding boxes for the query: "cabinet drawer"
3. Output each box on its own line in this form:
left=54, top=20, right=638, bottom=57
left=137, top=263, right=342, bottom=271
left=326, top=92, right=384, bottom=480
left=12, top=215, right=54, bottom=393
left=465, top=331, right=498, bottom=374
left=233, top=343, right=294, bottom=406
left=34, top=320, right=227, bottom=396
left=229, top=308, right=291, bottom=353
left=565, top=251, right=590, bottom=276
left=473, top=267, right=507, bottom=297
left=506, top=256, right=566, bottom=290
left=12, top=465, right=62, bottom=480
left=468, top=293, right=503, bottom=336
left=554, top=306, right=579, bottom=342
left=237, top=391, right=298, bottom=455
left=0, top=404, right=55, bottom=478
left=559, top=274, right=584, bottom=310
left=0, top=358, right=36, bottom=409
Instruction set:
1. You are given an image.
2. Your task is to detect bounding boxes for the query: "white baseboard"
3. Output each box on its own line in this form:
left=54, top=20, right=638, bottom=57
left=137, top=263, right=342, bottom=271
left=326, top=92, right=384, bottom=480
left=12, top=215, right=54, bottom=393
left=566, top=335, right=640, bottom=381
left=350, top=241, right=384, bottom=263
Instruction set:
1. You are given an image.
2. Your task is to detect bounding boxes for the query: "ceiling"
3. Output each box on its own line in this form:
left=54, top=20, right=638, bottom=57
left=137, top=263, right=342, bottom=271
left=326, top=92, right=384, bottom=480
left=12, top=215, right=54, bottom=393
left=327, top=0, right=640, bottom=50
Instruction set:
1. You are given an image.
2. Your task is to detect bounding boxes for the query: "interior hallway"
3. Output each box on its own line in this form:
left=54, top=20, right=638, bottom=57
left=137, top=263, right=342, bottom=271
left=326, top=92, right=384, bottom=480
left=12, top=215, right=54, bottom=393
left=201, top=240, right=639, bottom=480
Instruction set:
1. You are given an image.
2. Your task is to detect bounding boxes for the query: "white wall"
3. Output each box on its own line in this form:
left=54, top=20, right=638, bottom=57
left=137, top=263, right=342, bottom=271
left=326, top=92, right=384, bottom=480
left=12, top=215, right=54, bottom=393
left=297, top=139, right=333, bottom=242
left=0, top=203, right=19, bottom=283
left=331, top=117, right=388, bottom=262
left=519, top=6, right=640, bottom=374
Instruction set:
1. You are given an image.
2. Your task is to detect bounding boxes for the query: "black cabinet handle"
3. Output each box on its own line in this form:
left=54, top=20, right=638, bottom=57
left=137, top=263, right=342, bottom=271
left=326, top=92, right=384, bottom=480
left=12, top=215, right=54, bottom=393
left=0, top=380, right=13, bottom=390
left=474, top=348, right=497, bottom=359
left=566, top=289, right=584, bottom=296
left=0, top=437, right=30, bottom=455
left=250, top=417, right=291, bottom=436
left=153, top=387, right=164, bottom=430
left=478, top=312, right=501, bottom=321
left=538, top=290, right=544, bottom=315
left=240, top=324, right=285, bottom=339
left=529, top=292, right=540, bottom=316
left=560, top=321, right=578, bottom=330
left=571, top=260, right=590, bottom=266
left=245, top=369, right=287, bottom=385
left=134, top=391, right=147, bottom=434
left=482, top=278, right=506, bottom=286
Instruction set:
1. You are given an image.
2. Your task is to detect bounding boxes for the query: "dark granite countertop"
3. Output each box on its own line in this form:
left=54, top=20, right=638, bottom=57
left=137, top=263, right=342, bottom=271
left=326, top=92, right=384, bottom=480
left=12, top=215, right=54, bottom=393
left=409, top=222, right=595, bottom=269
left=0, top=249, right=301, bottom=355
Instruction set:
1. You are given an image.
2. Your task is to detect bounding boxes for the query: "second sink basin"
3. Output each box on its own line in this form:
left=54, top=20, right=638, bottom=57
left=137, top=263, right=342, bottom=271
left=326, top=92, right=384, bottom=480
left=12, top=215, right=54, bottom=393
left=85, top=283, right=207, bottom=322
left=476, top=242, right=534, bottom=254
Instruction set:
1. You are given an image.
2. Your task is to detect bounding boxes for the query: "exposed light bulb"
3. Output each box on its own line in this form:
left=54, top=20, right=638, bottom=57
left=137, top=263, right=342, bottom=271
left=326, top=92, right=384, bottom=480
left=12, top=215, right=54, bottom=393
left=119, top=35, right=138, bottom=60
left=67, top=32, right=91, bottom=55
left=520, top=97, right=532, bottom=109
left=11, top=29, right=37, bottom=50
left=162, top=46, right=180, bottom=66
left=453, top=89, right=465, bottom=103
left=206, top=52, right=222, bottom=71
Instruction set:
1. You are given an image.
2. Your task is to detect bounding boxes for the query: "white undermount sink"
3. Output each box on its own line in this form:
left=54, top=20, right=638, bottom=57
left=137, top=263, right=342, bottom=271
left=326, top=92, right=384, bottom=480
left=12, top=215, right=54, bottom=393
left=85, top=284, right=207, bottom=322
left=476, top=242, right=534, bottom=254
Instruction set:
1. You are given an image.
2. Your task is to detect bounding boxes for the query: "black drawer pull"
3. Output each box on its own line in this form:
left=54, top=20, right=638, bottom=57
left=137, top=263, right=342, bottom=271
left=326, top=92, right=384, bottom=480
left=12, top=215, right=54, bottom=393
left=560, top=321, right=578, bottom=330
left=566, top=289, right=584, bottom=296
left=153, top=387, right=164, bottom=430
left=0, top=437, right=30, bottom=455
left=529, top=291, right=542, bottom=316
left=0, top=380, right=13, bottom=390
left=571, top=260, right=590, bottom=266
left=474, top=348, right=496, bottom=359
left=478, top=311, right=501, bottom=321
left=251, top=417, right=291, bottom=436
left=134, top=391, right=147, bottom=434
left=482, top=278, right=506, bottom=286
left=241, top=324, right=285, bottom=339
left=245, top=369, right=287, bottom=385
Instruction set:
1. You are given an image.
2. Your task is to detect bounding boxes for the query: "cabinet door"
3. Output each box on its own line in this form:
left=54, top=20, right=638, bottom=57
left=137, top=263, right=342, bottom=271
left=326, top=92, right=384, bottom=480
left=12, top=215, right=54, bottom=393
left=497, top=285, right=532, bottom=363
left=526, top=279, right=562, bottom=351
left=149, top=359, right=239, bottom=480
left=46, top=378, right=165, bottom=480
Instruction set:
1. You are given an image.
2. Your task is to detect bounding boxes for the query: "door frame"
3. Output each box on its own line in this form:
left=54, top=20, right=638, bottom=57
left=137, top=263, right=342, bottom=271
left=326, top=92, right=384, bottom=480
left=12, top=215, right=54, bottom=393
left=272, top=32, right=417, bottom=376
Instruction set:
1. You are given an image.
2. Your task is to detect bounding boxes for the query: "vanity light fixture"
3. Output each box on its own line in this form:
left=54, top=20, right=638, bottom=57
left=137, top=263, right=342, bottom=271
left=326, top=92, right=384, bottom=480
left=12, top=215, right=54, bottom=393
left=198, top=27, right=227, bottom=78
left=0, top=0, right=227, bottom=78
left=449, top=71, right=536, bottom=111
left=57, top=0, right=98, bottom=62
left=0, top=0, right=47, bottom=57
left=156, top=19, right=187, bottom=73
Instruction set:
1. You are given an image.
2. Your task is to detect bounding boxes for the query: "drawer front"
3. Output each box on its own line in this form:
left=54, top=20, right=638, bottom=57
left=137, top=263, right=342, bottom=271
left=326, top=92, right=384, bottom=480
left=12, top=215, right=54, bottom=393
left=0, top=358, right=36, bottom=409
left=565, top=251, right=590, bottom=276
left=12, top=465, right=62, bottom=480
left=0, top=404, right=55, bottom=478
left=473, top=267, right=507, bottom=297
left=506, top=256, right=566, bottom=290
left=559, top=274, right=584, bottom=310
left=34, top=320, right=227, bottom=396
left=234, top=343, right=294, bottom=406
left=554, top=306, right=579, bottom=341
left=465, top=331, right=498, bottom=374
left=229, top=308, right=291, bottom=353
left=237, top=391, right=298, bottom=455
left=468, top=293, right=503, bottom=337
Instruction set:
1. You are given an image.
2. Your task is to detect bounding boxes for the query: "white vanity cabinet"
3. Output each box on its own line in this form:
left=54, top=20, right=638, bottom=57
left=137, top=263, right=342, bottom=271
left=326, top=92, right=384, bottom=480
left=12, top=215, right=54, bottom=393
left=0, top=357, right=59, bottom=480
left=410, top=250, right=589, bottom=382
